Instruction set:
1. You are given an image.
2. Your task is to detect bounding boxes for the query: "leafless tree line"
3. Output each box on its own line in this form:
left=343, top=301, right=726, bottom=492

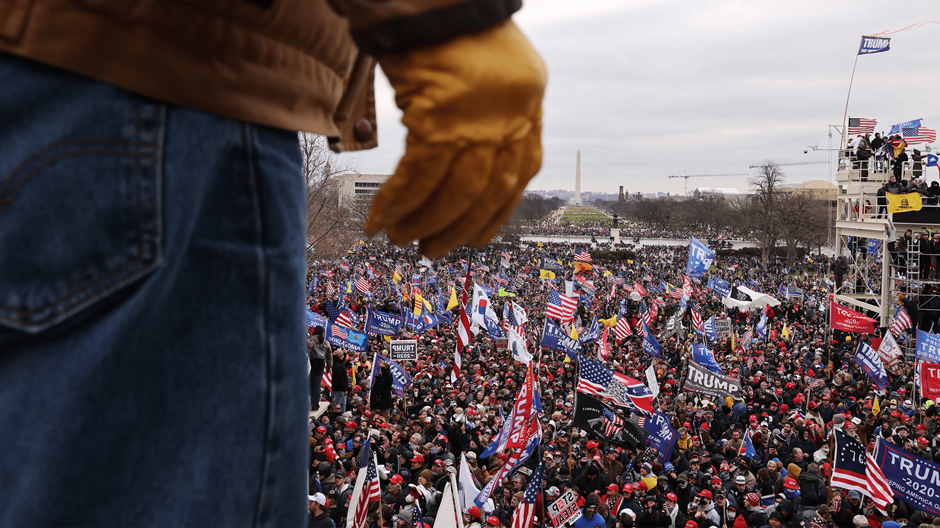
left=600, top=161, right=832, bottom=269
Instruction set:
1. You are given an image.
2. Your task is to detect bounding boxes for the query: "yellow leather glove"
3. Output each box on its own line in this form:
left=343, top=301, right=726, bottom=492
left=363, top=20, right=546, bottom=258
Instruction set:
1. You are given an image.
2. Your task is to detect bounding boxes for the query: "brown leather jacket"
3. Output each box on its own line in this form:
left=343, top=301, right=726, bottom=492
left=0, top=0, right=520, bottom=151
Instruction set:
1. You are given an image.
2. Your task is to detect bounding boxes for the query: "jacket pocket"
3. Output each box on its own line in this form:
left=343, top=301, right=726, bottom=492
left=0, top=84, right=164, bottom=335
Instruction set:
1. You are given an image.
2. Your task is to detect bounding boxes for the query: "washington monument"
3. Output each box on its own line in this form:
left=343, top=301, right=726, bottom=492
left=573, top=149, right=582, bottom=205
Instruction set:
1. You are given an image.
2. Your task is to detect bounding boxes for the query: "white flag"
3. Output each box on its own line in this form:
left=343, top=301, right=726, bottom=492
left=508, top=325, right=532, bottom=364
left=471, top=283, right=498, bottom=326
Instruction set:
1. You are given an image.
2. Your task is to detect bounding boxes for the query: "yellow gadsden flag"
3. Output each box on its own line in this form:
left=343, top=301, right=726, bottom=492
left=872, top=396, right=881, bottom=416
left=539, top=269, right=556, bottom=279
left=887, top=192, right=923, bottom=214
left=446, top=286, right=459, bottom=310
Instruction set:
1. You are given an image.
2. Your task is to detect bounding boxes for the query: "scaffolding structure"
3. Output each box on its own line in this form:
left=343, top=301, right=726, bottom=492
left=833, top=147, right=939, bottom=358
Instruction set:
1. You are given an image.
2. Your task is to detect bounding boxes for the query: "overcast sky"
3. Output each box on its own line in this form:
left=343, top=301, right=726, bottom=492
left=345, top=1, right=940, bottom=196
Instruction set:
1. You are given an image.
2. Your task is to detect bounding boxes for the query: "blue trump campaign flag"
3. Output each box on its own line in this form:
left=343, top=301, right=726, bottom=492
left=371, top=354, right=412, bottom=398
left=364, top=307, right=404, bottom=336
left=641, top=322, right=662, bottom=358
left=874, top=437, right=940, bottom=516
left=853, top=341, right=889, bottom=390
left=686, top=237, right=716, bottom=278
left=868, top=238, right=881, bottom=255
left=756, top=312, right=768, bottom=340
left=692, top=344, right=723, bottom=374
left=541, top=320, right=583, bottom=358
left=859, top=35, right=890, bottom=55
left=639, top=411, right=677, bottom=466
left=703, top=316, right=719, bottom=342
left=306, top=309, right=328, bottom=328
left=740, top=430, right=757, bottom=458
left=706, top=276, right=730, bottom=297
left=916, top=329, right=940, bottom=362
left=580, top=316, right=600, bottom=344
left=484, top=317, right=506, bottom=338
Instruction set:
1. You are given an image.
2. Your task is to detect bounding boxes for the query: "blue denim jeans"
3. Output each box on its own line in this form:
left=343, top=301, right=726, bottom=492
left=0, top=54, right=308, bottom=526
left=333, top=390, right=347, bottom=413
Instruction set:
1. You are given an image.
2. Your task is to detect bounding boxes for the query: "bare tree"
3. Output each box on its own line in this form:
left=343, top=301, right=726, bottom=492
left=301, top=133, right=362, bottom=262
left=747, top=161, right=786, bottom=270
left=775, top=190, right=829, bottom=266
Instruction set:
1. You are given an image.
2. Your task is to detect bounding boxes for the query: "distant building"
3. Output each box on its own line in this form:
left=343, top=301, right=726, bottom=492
left=692, top=187, right=741, bottom=200
left=336, top=173, right=390, bottom=208
left=780, top=180, right=837, bottom=201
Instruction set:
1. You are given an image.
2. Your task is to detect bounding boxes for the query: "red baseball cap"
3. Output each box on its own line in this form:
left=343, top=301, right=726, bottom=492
left=666, top=493, right=678, bottom=502
left=411, top=454, right=425, bottom=463
left=390, top=475, right=404, bottom=484
left=698, top=489, right=712, bottom=499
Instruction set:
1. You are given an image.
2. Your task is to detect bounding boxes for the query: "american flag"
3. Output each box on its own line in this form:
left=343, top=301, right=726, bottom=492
left=901, top=126, right=937, bottom=145
left=622, top=284, right=634, bottom=293
left=603, top=408, right=624, bottom=437
left=546, top=290, right=577, bottom=322
left=889, top=304, right=912, bottom=337
left=576, top=353, right=654, bottom=414
left=756, top=354, right=765, bottom=366
left=323, top=369, right=333, bottom=391
left=355, top=276, right=371, bottom=294
left=335, top=309, right=357, bottom=330
left=575, top=249, right=592, bottom=263
left=831, top=430, right=893, bottom=514
left=643, top=302, right=659, bottom=328
left=691, top=308, right=704, bottom=334
left=329, top=323, right=349, bottom=341
left=848, top=117, right=877, bottom=136
left=614, top=316, right=633, bottom=341
left=351, top=440, right=380, bottom=528
left=326, top=282, right=336, bottom=296
left=510, top=462, right=543, bottom=528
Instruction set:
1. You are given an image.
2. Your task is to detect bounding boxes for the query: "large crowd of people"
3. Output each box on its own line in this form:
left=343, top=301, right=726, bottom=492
left=304, top=238, right=940, bottom=528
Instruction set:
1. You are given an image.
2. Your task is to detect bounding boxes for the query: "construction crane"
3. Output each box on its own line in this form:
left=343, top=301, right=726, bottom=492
left=748, top=160, right=829, bottom=169
left=667, top=172, right=750, bottom=196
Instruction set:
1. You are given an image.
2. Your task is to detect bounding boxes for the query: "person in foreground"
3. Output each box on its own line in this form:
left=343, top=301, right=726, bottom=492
left=0, top=0, right=545, bottom=525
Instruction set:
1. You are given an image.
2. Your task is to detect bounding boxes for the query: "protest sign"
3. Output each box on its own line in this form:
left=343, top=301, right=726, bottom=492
left=388, top=340, right=418, bottom=362
left=714, top=318, right=732, bottom=339
left=547, top=490, right=583, bottom=527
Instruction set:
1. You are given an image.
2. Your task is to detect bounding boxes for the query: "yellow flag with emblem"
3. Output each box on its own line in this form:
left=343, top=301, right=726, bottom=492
left=540, top=269, right=556, bottom=279
left=599, top=315, right=618, bottom=327
left=782, top=323, right=790, bottom=340
left=604, top=270, right=613, bottom=277
left=872, top=395, right=881, bottom=416
left=887, top=192, right=923, bottom=214
left=569, top=325, right=579, bottom=340
left=413, top=293, right=424, bottom=316
left=393, top=270, right=402, bottom=284
left=446, top=286, right=458, bottom=310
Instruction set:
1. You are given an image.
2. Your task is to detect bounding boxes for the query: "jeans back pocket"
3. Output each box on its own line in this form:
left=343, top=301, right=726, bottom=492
left=0, top=55, right=163, bottom=335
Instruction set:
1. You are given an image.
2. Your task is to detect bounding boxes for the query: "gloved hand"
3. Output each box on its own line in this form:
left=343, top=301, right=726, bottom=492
left=363, top=20, right=546, bottom=258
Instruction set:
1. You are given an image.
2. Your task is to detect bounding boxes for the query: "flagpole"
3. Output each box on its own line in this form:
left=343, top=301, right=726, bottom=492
left=841, top=48, right=861, bottom=152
